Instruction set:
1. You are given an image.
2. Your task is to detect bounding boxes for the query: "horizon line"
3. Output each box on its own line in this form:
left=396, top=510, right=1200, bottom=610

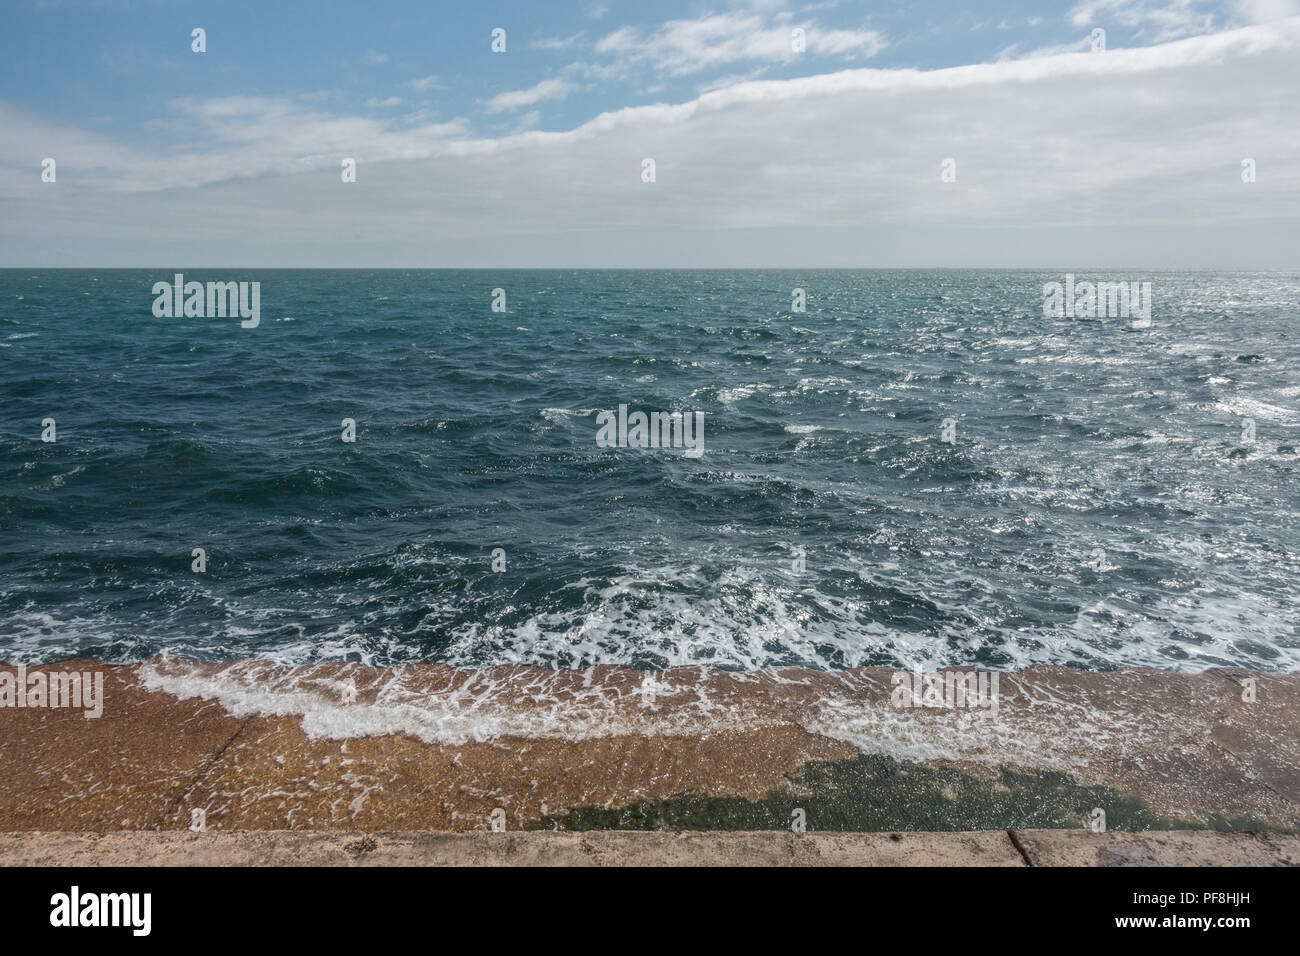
left=4, top=266, right=1297, bottom=273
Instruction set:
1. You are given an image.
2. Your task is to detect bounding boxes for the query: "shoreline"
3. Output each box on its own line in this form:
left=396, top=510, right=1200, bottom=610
left=1, top=658, right=1297, bottom=834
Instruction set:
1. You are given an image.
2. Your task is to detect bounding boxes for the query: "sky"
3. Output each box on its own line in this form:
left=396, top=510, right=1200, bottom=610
left=1, top=0, right=1298, bottom=267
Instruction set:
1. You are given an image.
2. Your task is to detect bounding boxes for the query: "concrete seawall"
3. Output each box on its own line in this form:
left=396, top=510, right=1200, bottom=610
left=2, top=829, right=1297, bottom=867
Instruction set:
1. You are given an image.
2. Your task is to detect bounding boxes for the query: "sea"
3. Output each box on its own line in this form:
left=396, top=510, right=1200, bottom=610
left=3, top=269, right=1298, bottom=677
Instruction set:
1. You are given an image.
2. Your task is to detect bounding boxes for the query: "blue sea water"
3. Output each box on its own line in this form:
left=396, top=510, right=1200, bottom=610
left=2, top=269, right=1298, bottom=673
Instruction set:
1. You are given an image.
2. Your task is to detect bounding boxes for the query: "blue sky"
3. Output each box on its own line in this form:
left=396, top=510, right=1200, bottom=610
left=0, top=1, right=1259, bottom=138
left=1, top=0, right=1298, bottom=266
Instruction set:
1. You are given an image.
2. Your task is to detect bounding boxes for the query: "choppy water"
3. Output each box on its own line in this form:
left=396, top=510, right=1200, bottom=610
left=2, top=269, right=1298, bottom=673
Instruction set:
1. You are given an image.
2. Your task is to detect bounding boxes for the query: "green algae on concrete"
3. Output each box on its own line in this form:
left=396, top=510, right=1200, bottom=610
left=530, top=753, right=1293, bottom=833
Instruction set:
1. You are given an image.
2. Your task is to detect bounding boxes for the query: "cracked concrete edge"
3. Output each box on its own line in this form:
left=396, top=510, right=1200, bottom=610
left=0, top=829, right=1296, bottom=866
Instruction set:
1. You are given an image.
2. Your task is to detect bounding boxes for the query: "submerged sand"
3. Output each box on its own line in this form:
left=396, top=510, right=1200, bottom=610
left=0, top=658, right=1296, bottom=832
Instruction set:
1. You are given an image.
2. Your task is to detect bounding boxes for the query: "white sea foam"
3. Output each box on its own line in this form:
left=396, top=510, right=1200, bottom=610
left=539, top=407, right=598, bottom=424
left=136, top=657, right=748, bottom=745
left=1214, top=396, right=1298, bottom=423
left=714, top=383, right=771, bottom=404
left=130, top=656, right=1232, bottom=791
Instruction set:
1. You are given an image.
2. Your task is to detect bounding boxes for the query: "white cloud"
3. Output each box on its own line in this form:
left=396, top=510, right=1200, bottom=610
left=482, top=78, right=576, bottom=113
left=514, top=110, right=542, bottom=131
left=365, top=96, right=401, bottom=107
left=0, top=95, right=469, bottom=193
left=531, top=33, right=584, bottom=50
left=407, top=75, right=442, bottom=91
left=594, top=12, right=887, bottom=76
left=815, top=28, right=891, bottom=56
left=997, top=35, right=1095, bottom=60
left=1068, top=1, right=1218, bottom=41
left=697, top=67, right=771, bottom=93
left=1234, top=0, right=1300, bottom=21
